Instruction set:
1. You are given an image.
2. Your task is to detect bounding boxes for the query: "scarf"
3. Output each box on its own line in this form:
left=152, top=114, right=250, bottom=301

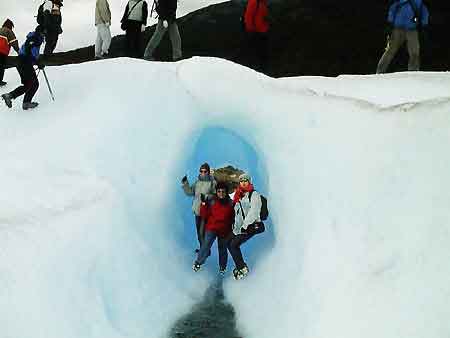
left=233, top=183, right=254, bottom=204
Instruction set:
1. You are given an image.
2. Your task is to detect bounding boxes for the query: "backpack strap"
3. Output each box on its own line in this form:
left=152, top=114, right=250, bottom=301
left=238, top=200, right=246, bottom=220
left=126, top=0, right=144, bottom=20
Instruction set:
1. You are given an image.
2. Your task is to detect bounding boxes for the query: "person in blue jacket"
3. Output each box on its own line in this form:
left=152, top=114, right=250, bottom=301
left=376, top=0, right=429, bottom=73
left=1, top=26, right=45, bottom=110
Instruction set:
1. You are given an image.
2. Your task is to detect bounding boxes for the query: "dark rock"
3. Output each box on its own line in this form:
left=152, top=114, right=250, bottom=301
left=6, top=0, right=449, bottom=77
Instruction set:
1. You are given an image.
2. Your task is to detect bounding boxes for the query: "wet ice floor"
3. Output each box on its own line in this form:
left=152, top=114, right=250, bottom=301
left=169, top=277, right=242, bottom=338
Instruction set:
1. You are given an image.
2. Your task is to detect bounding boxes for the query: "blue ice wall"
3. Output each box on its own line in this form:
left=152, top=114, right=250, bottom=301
left=172, top=126, right=274, bottom=273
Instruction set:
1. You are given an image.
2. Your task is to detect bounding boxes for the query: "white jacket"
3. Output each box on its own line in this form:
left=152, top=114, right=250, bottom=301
left=233, top=190, right=262, bottom=235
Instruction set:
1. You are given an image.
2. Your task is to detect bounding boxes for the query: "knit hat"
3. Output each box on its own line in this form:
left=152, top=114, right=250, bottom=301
left=53, top=0, right=63, bottom=6
left=2, top=19, right=14, bottom=30
left=239, top=173, right=251, bottom=183
left=199, top=162, right=210, bottom=173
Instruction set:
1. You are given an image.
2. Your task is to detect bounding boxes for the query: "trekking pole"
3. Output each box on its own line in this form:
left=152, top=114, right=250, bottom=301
left=41, top=68, right=55, bottom=101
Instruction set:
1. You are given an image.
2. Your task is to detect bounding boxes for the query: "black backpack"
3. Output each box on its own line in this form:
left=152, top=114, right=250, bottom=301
left=248, top=190, right=269, bottom=221
left=36, top=2, right=45, bottom=25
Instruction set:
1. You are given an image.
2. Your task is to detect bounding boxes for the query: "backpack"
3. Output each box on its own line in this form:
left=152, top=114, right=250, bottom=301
left=36, top=2, right=45, bottom=25
left=248, top=190, right=268, bottom=221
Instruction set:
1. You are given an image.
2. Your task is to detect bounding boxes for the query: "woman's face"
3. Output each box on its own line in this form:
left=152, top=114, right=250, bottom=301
left=239, top=179, right=250, bottom=189
left=216, top=188, right=227, bottom=199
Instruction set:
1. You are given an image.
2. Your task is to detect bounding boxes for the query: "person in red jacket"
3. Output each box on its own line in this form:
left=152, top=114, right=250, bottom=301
left=0, top=19, right=20, bottom=86
left=243, top=0, right=270, bottom=72
left=193, top=182, right=234, bottom=274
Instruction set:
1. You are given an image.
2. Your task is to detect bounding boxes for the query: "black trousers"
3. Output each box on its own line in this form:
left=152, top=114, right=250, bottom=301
left=246, top=32, right=269, bottom=72
left=10, top=59, right=39, bottom=103
left=44, top=31, right=59, bottom=55
left=125, top=21, right=143, bottom=58
left=195, top=216, right=205, bottom=248
left=0, top=53, right=6, bottom=82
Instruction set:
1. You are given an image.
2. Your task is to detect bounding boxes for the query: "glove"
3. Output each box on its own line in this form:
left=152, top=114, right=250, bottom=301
left=37, top=62, right=45, bottom=70
left=240, top=227, right=247, bottom=234
left=200, top=193, right=207, bottom=203
left=141, top=24, right=146, bottom=32
left=181, top=175, right=188, bottom=184
left=163, top=20, right=168, bottom=28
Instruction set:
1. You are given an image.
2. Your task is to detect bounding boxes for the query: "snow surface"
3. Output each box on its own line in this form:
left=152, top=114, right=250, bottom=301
left=1, top=57, right=450, bottom=338
left=1, top=0, right=227, bottom=53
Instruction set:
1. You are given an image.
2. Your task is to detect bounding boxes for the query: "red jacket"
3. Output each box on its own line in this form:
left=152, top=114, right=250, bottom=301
left=200, top=197, right=234, bottom=238
left=244, top=0, right=269, bottom=33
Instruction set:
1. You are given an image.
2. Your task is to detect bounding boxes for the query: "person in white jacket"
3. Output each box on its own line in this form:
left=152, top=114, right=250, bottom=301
left=95, top=0, right=112, bottom=58
left=228, top=173, right=265, bottom=279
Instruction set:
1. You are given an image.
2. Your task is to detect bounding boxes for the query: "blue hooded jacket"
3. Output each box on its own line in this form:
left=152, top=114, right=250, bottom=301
left=388, top=0, right=429, bottom=30
left=19, top=31, right=44, bottom=64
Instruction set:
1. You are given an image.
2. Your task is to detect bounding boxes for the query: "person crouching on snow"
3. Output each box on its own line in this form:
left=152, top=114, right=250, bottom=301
left=192, top=182, right=234, bottom=274
left=181, top=163, right=217, bottom=252
left=1, top=25, right=45, bottom=110
left=228, top=173, right=265, bottom=280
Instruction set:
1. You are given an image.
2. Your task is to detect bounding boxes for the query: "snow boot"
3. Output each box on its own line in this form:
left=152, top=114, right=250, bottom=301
left=233, top=265, right=249, bottom=280
left=192, top=263, right=201, bottom=272
left=22, top=102, right=39, bottom=110
left=0, top=81, right=7, bottom=87
left=2, top=93, right=12, bottom=108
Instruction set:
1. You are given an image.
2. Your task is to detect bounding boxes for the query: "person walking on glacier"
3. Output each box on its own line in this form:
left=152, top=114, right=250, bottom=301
left=192, top=182, right=234, bottom=274
left=121, top=0, right=148, bottom=57
left=1, top=26, right=45, bottom=110
left=143, top=0, right=182, bottom=61
left=95, top=0, right=112, bottom=59
left=40, top=0, right=63, bottom=55
left=242, top=0, right=270, bottom=72
left=182, top=163, right=217, bottom=252
left=228, top=173, right=266, bottom=280
left=376, top=0, right=429, bottom=73
left=0, top=19, right=20, bottom=87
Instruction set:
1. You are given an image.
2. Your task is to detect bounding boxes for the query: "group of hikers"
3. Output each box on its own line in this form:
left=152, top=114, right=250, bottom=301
left=182, top=163, right=267, bottom=280
left=1, top=0, right=430, bottom=110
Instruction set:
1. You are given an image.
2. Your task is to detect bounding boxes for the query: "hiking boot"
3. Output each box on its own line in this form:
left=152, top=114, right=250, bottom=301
left=2, top=93, right=12, bottom=108
left=240, top=265, right=249, bottom=278
left=233, top=266, right=249, bottom=280
left=192, top=263, right=201, bottom=272
left=22, top=102, right=39, bottom=110
left=0, top=81, right=7, bottom=87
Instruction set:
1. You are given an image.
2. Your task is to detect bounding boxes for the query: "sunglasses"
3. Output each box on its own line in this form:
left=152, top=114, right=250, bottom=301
left=217, top=189, right=227, bottom=193
left=239, top=179, right=249, bottom=183
left=199, top=169, right=208, bottom=173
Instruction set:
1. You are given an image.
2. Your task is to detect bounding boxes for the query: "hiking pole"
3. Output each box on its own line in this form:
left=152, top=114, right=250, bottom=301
left=41, top=68, right=55, bottom=101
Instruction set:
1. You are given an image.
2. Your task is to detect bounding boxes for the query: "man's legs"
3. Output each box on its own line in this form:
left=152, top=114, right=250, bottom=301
left=406, top=30, right=420, bottom=71
left=195, top=216, right=205, bottom=249
left=376, top=28, right=406, bottom=74
left=228, top=232, right=255, bottom=270
left=101, top=24, right=112, bottom=55
left=195, top=231, right=217, bottom=265
left=143, top=20, right=167, bottom=60
left=44, top=31, right=59, bottom=55
left=0, top=54, right=6, bottom=83
left=217, top=237, right=229, bottom=271
left=95, top=26, right=103, bottom=58
left=168, top=22, right=182, bottom=61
